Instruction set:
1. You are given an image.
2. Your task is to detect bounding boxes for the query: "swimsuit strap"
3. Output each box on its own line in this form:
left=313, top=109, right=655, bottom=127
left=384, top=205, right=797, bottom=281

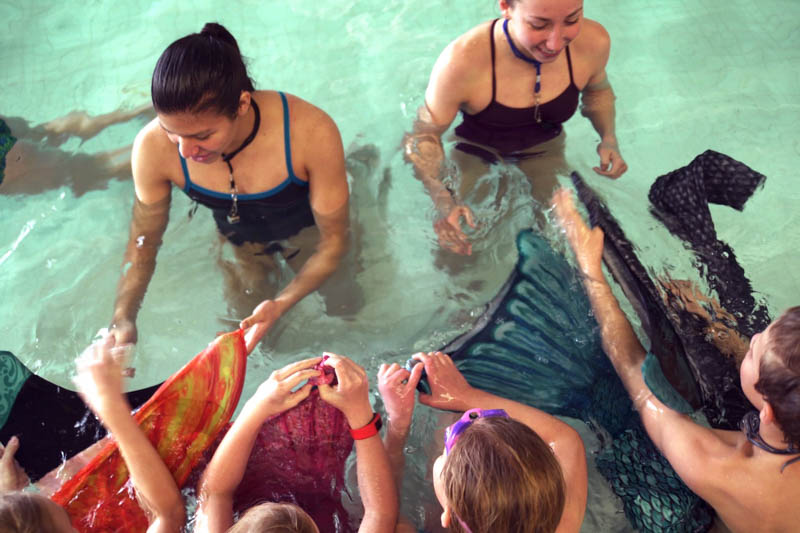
left=741, top=410, right=800, bottom=473
left=278, top=92, right=299, bottom=181
left=565, top=45, right=575, bottom=85
left=489, top=19, right=499, bottom=102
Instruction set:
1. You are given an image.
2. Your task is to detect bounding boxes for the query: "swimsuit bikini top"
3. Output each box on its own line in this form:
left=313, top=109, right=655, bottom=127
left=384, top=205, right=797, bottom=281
left=178, top=92, right=315, bottom=244
left=454, top=18, right=580, bottom=155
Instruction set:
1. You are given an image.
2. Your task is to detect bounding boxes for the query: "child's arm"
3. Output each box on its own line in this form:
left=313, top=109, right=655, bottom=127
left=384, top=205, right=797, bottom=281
left=413, top=351, right=588, bottom=531
left=195, top=357, right=321, bottom=533
left=552, top=188, right=734, bottom=502
left=377, top=362, right=425, bottom=533
left=74, top=337, right=185, bottom=533
left=318, top=354, right=398, bottom=533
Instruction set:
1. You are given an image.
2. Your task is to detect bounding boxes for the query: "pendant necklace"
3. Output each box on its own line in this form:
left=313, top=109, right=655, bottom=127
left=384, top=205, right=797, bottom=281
left=221, top=99, right=261, bottom=224
left=502, top=18, right=542, bottom=123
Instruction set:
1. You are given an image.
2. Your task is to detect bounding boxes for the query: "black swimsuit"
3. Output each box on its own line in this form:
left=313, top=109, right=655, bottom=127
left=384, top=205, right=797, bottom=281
left=454, top=19, right=580, bottom=160
left=179, top=92, right=315, bottom=245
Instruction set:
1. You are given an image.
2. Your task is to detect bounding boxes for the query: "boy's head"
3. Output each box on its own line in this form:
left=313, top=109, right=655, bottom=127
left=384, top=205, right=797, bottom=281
left=227, top=502, right=318, bottom=533
left=741, top=306, right=800, bottom=448
left=433, top=411, right=566, bottom=533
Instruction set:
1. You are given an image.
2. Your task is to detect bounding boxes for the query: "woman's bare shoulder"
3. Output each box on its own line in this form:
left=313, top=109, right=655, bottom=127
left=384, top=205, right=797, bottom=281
left=573, top=18, right=611, bottom=56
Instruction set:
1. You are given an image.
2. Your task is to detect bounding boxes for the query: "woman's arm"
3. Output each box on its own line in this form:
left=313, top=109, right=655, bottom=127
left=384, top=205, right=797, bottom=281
left=240, top=105, right=349, bottom=351
left=74, top=337, right=185, bottom=533
left=109, top=126, right=173, bottom=345
left=578, top=22, right=627, bottom=179
left=318, top=354, right=398, bottom=533
left=404, top=38, right=478, bottom=255
left=195, top=357, right=322, bottom=533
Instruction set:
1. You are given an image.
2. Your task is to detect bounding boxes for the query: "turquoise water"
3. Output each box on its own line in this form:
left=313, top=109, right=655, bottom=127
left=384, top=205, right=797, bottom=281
left=2, top=0, right=799, bottom=531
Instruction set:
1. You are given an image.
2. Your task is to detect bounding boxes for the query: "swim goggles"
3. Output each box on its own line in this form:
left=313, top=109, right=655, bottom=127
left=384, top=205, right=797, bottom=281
left=444, top=408, right=510, bottom=455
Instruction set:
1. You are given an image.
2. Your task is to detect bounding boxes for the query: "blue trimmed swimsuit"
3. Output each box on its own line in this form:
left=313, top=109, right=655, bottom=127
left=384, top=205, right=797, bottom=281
left=178, top=92, right=315, bottom=245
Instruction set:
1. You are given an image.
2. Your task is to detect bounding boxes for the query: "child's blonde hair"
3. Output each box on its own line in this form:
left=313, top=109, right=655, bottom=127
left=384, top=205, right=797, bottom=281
left=0, top=492, right=61, bottom=533
left=228, top=501, right=318, bottom=533
left=442, top=416, right=566, bottom=533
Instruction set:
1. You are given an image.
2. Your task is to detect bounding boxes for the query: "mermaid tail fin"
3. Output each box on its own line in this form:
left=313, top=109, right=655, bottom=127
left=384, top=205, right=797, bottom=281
left=597, top=426, right=714, bottom=532
left=433, top=227, right=713, bottom=531
left=445, top=229, right=630, bottom=430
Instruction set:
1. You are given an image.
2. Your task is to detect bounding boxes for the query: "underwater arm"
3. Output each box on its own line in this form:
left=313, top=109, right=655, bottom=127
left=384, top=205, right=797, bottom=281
left=74, top=337, right=185, bottom=533
left=318, top=355, right=398, bottom=533
left=195, top=358, right=321, bottom=533
left=110, top=195, right=170, bottom=344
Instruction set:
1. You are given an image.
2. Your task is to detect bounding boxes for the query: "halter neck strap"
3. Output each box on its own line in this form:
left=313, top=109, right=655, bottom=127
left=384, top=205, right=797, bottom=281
left=741, top=411, right=800, bottom=473
left=502, top=19, right=541, bottom=93
left=222, top=98, right=261, bottom=171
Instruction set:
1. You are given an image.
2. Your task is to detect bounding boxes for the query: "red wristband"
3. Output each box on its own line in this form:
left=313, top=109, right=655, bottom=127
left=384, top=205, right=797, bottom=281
left=349, top=412, right=383, bottom=440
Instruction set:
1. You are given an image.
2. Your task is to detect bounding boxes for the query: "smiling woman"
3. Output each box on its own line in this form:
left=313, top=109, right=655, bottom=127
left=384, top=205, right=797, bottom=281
left=109, top=22, right=351, bottom=353
left=404, top=0, right=627, bottom=255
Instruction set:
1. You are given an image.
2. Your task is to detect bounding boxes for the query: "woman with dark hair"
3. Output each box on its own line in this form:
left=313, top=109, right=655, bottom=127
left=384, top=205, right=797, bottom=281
left=108, top=23, right=350, bottom=351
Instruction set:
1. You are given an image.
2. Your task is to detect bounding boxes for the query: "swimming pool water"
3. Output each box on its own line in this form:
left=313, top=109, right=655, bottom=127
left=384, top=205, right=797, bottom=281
left=2, top=0, right=799, bottom=531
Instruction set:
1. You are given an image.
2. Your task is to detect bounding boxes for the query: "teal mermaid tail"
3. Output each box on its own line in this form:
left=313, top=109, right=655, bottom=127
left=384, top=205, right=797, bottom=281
left=0, top=351, right=31, bottom=429
left=439, top=230, right=713, bottom=532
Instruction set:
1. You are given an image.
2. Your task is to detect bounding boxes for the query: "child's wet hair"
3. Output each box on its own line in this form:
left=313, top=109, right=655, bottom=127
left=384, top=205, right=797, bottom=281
left=442, top=416, right=566, bottom=533
left=227, top=501, right=318, bottom=533
left=757, top=306, right=800, bottom=448
left=151, top=22, right=255, bottom=118
left=0, top=492, right=61, bottom=533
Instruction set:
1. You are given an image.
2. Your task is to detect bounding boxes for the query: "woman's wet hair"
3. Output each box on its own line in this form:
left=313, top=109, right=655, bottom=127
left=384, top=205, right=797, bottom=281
left=227, top=501, right=318, bottom=533
left=152, top=22, right=255, bottom=118
left=0, top=492, right=61, bottom=533
left=756, top=306, right=800, bottom=448
left=442, top=416, right=565, bottom=533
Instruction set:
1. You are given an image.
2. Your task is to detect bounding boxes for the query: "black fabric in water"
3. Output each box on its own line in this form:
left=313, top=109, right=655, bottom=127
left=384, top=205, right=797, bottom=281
left=648, top=150, right=770, bottom=338
left=573, top=170, right=756, bottom=429
left=0, top=354, right=159, bottom=481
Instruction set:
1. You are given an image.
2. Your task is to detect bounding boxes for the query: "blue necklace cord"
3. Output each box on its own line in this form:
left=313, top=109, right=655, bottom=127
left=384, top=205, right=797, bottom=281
left=741, top=411, right=800, bottom=473
left=502, top=18, right=542, bottom=122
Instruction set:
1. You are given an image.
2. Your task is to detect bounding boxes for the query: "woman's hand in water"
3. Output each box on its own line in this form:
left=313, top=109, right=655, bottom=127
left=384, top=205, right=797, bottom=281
left=413, top=352, right=473, bottom=412
left=434, top=204, right=477, bottom=256
left=241, top=298, right=290, bottom=353
left=378, top=362, right=424, bottom=434
left=318, top=353, right=374, bottom=429
left=0, top=437, right=29, bottom=492
left=552, top=188, right=605, bottom=278
left=74, top=336, right=133, bottom=418
left=593, top=139, right=628, bottom=179
left=247, top=357, right=321, bottom=419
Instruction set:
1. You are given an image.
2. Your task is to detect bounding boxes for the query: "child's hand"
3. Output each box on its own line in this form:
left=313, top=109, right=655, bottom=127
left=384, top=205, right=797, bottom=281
left=248, top=357, right=322, bottom=418
left=413, top=352, right=473, bottom=412
left=0, top=437, right=29, bottom=492
left=552, top=188, right=605, bottom=278
left=317, top=353, right=373, bottom=429
left=74, top=335, right=132, bottom=417
left=378, top=362, right=424, bottom=434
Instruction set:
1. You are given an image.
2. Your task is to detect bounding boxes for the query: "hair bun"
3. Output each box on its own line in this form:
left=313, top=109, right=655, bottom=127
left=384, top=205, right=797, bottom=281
left=200, top=22, right=239, bottom=50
